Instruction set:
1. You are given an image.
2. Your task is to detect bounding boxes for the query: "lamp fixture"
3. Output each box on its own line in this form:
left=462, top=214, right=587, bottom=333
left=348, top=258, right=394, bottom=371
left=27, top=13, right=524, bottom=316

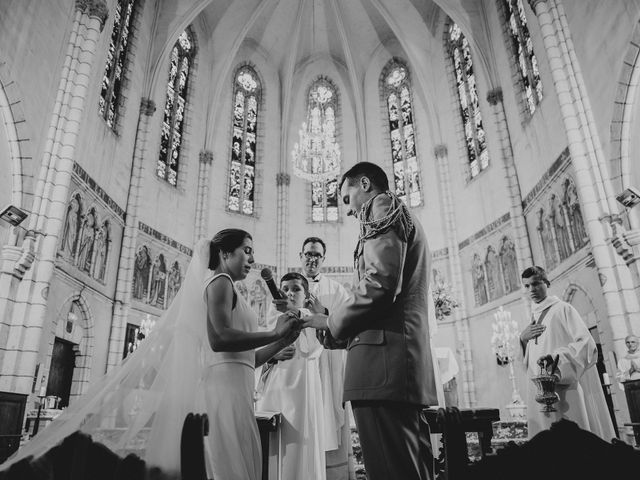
left=0, top=204, right=28, bottom=227
left=291, top=81, right=341, bottom=182
left=616, top=186, right=640, bottom=209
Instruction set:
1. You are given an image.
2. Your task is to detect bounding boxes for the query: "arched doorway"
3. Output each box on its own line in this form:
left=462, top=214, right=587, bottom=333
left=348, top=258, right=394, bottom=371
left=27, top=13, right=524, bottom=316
left=564, top=284, right=618, bottom=432
left=46, top=337, right=75, bottom=408
left=45, top=295, right=94, bottom=407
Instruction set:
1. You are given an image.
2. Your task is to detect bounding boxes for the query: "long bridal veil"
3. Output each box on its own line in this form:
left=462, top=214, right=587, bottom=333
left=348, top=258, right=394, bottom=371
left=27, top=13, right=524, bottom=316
left=2, top=239, right=213, bottom=475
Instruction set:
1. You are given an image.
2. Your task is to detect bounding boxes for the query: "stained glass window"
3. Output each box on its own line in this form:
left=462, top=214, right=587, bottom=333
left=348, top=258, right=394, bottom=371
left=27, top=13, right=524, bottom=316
left=447, top=22, right=489, bottom=178
left=157, top=29, right=195, bottom=186
left=228, top=66, right=261, bottom=215
left=501, top=0, right=543, bottom=115
left=98, top=0, right=137, bottom=129
left=382, top=60, right=421, bottom=207
left=307, top=78, right=339, bottom=222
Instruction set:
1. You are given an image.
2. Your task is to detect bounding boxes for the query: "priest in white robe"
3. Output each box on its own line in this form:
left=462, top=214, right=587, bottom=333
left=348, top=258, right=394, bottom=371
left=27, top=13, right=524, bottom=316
left=298, top=237, right=354, bottom=480
left=519, top=266, right=616, bottom=441
left=617, top=334, right=640, bottom=385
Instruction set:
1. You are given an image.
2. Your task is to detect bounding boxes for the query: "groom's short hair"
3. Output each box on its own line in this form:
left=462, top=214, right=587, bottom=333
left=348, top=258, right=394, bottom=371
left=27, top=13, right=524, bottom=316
left=339, top=162, right=389, bottom=191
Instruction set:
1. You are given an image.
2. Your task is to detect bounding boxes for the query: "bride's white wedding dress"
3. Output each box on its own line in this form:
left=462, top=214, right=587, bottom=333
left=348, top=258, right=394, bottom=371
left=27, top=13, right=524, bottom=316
left=202, top=272, right=261, bottom=480
left=1, top=240, right=261, bottom=480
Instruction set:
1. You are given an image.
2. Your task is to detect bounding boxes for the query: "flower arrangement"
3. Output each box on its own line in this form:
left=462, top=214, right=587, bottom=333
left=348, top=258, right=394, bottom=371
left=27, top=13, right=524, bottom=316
left=432, top=281, right=460, bottom=320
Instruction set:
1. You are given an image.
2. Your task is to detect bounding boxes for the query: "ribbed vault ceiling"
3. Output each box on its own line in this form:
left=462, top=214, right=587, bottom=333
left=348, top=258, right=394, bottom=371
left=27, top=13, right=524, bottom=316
left=146, top=0, right=494, bottom=152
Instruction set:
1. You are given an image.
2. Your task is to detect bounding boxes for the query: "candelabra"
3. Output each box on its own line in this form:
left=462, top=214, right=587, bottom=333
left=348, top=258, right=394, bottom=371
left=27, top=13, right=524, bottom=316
left=491, top=306, right=526, bottom=420
left=291, top=82, right=341, bottom=182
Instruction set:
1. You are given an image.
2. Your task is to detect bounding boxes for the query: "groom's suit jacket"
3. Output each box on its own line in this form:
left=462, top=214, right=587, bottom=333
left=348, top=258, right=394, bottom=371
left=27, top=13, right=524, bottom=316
left=328, top=193, right=438, bottom=406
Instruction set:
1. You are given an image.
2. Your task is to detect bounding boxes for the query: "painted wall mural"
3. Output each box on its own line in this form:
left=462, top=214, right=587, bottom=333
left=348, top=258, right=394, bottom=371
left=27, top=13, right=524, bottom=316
left=534, top=177, right=587, bottom=271
left=235, top=266, right=273, bottom=328
left=131, top=222, right=191, bottom=311
left=499, top=236, right=520, bottom=294
left=468, top=235, right=521, bottom=308
left=59, top=192, right=114, bottom=283
left=132, top=245, right=185, bottom=310
left=521, top=150, right=588, bottom=273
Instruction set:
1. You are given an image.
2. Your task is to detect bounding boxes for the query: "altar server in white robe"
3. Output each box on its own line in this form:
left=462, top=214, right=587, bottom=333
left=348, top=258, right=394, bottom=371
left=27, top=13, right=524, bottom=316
left=519, top=266, right=616, bottom=440
left=297, top=237, right=354, bottom=480
left=257, top=272, right=327, bottom=480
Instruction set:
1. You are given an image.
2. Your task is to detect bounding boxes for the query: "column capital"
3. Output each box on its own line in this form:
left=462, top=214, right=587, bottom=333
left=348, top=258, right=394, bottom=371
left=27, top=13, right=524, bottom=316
left=276, top=173, right=290, bottom=186
left=199, top=150, right=213, bottom=165
left=140, top=98, right=156, bottom=116
left=434, top=144, right=448, bottom=158
left=486, top=87, right=504, bottom=106
left=527, top=0, right=547, bottom=12
left=76, top=0, right=109, bottom=28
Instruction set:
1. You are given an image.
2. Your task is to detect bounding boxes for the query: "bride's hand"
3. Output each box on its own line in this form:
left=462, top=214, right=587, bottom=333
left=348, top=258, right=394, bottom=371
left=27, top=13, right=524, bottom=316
left=302, top=313, right=329, bottom=331
left=273, top=345, right=296, bottom=361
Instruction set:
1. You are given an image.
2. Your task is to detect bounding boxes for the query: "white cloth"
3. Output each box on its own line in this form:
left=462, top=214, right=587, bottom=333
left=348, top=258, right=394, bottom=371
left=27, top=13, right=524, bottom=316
left=1, top=240, right=225, bottom=476
left=256, top=308, right=326, bottom=480
left=436, top=347, right=460, bottom=385
left=203, top=273, right=261, bottom=480
left=523, top=295, right=616, bottom=440
left=308, top=274, right=353, bottom=480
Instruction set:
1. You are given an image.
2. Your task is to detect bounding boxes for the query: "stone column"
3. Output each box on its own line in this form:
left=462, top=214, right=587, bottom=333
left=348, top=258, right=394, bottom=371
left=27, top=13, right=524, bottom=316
left=486, top=87, right=534, bottom=271
left=0, top=0, right=108, bottom=394
left=434, top=144, right=477, bottom=407
left=276, top=172, right=290, bottom=277
left=106, top=98, right=156, bottom=370
left=528, top=0, right=634, bottom=427
left=548, top=0, right=640, bottom=323
left=194, top=150, right=213, bottom=242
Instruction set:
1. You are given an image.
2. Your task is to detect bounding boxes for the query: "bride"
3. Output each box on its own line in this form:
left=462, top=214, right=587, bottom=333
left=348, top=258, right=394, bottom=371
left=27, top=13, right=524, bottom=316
left=1, top=228, right=300, bottom=480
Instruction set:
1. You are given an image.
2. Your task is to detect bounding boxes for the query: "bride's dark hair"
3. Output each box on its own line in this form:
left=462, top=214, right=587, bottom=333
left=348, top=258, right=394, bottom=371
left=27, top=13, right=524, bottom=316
left=209, top=229, right=252, bottom=269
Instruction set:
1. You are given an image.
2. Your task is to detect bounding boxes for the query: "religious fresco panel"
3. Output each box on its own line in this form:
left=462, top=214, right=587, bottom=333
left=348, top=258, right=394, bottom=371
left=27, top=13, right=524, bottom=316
left=130, top=223, right=191, bottom=313
left=499, top=236, right=520, bottom=294
left=522, top=150, right=589, bottom=274
left=234, top=264, right=276, bottom=329
left=457, top=214, right=521, bottom=309
left=57, top=164, right=125, bottom=291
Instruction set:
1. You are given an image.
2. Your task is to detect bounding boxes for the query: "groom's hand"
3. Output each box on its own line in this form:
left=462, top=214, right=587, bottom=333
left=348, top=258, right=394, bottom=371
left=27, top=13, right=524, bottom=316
left=301, top=313, right=329, bottom=330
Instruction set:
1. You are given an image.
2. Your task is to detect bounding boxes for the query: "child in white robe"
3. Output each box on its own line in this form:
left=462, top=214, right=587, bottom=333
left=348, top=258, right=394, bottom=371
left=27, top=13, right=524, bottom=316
left=256, top=272, right=327, bottom=480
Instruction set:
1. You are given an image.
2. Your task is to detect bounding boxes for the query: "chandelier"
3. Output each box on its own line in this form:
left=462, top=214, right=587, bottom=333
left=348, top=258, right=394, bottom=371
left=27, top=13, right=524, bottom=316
left=291, top=82, right=341, bottom=182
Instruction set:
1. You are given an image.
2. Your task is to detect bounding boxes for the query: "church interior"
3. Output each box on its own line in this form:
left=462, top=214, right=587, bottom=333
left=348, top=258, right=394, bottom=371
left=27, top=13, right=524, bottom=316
left=2, top=0, right=640, bottom=473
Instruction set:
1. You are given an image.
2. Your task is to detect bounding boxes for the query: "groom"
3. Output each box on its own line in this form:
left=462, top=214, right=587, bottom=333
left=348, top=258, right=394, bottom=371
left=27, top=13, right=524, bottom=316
left=304, top=162, right=437, bottom=480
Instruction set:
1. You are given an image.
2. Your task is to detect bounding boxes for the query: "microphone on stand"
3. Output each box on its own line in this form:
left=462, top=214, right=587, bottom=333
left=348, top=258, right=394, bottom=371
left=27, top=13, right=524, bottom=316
left=260, top=268, right=285, bottom=300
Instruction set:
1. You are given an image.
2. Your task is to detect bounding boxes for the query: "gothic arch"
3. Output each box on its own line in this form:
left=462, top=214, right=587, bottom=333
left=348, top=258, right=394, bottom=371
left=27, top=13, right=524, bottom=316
left=0, top=63, right=30, bottom=211
left=609, top=20, right=640, bottom=204
left=46, top=293, right=95, bottom=400
left=563, top=282, right=599, bottom=330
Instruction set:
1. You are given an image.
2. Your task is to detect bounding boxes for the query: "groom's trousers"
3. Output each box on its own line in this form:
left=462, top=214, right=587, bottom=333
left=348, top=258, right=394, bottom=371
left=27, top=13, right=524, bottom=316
left=352, top=400, right=433, bottom=480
